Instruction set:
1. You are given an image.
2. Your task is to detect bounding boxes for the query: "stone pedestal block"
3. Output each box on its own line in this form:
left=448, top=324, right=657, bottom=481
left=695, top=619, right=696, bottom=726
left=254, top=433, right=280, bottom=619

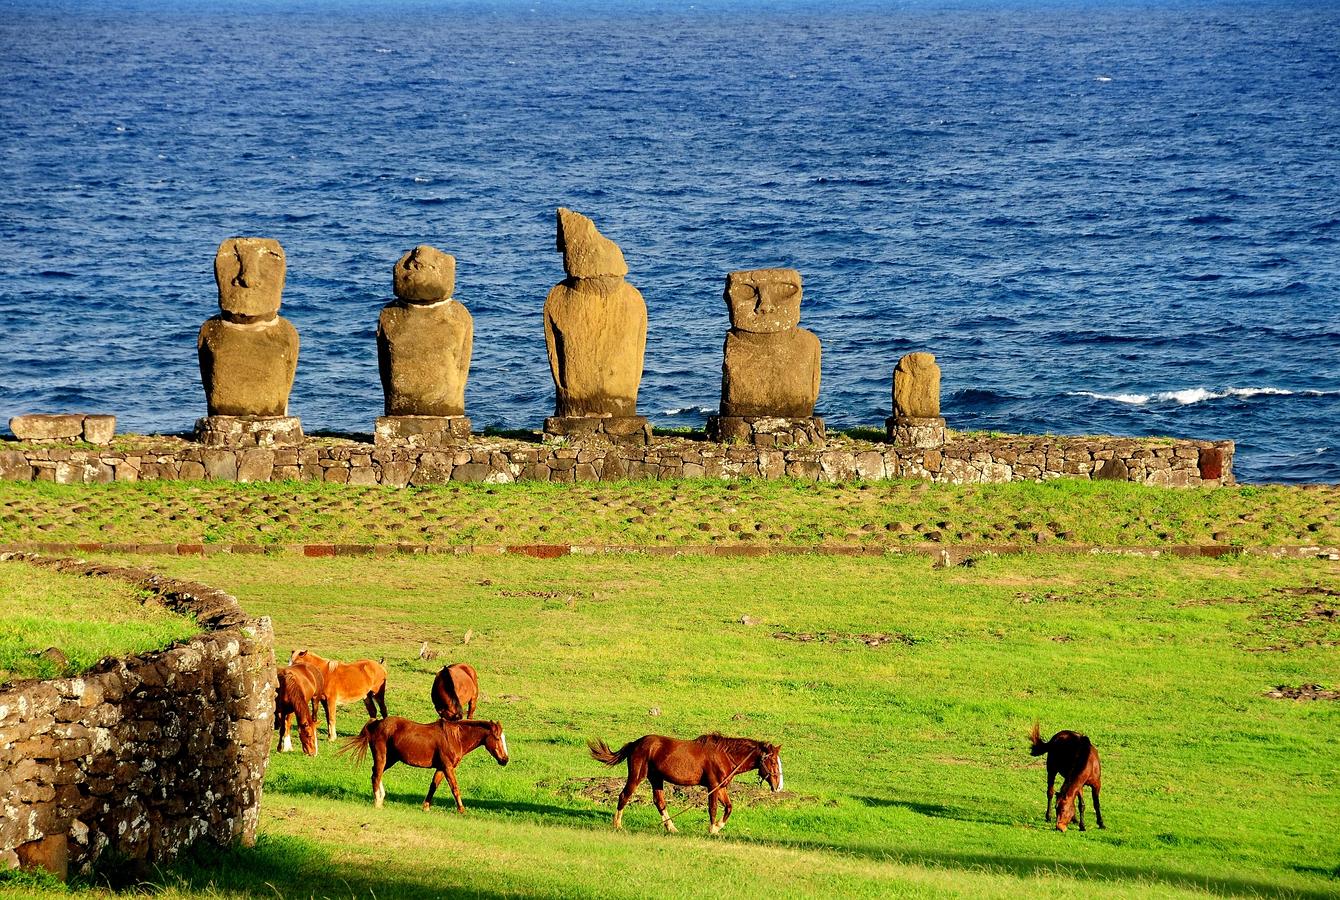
left=9, top=414, right=116, bottom=445
left=542, top=415, right=651, bottom=446
left=886, top=416, right=946, bottom=449
left=195, top=416, right=303, bottom=449
left=375, top=415, right=472, bottom=448
left=707, top=415, right=826, bottom=448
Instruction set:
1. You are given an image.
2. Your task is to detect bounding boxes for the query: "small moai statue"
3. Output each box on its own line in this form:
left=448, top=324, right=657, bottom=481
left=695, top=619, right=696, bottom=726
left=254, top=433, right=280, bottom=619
left=374, top=245, right=474, bottom=447
left=196, top=237, right=303, bottom=448
left=886, top=351, right=946, bottom=448
left=542, top=208, right=651, bottom=445
left=706, top=268, right=825, bottom=447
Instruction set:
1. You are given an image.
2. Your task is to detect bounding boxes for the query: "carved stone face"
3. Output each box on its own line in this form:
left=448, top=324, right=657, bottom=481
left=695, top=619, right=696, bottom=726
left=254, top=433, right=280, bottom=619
left=215, top=238, right=285, bottom=319
left=393, top=245, right=456, bottom=302
left=725, top=269, right=802, bottom=334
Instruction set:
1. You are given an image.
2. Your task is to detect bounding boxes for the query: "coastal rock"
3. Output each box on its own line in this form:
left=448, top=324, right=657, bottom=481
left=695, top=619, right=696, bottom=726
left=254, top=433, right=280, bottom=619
left=893, top=352, right=941, bottom=419
left=199, top=238, right=300, bottom=418
left=718, top=269, right=821, bottom=418
left=378, top=245, right=473, bottom=417
left=543, top=210, right=647, bottom=419
left=9, top=415, right=85, bottom=442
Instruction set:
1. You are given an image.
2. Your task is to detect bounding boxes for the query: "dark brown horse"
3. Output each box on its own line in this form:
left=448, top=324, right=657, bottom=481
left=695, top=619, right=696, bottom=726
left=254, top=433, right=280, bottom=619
left=1030, top=722, right=1104, bottom=832
left=290, top=649, right=388, bottom=741
left=274, top=663, right=324, bottom=756
left=431, top=662, right=479, bottom=720
left=588, top=733, right=782, bottom=834
left=340, top=717, right=509, bottom=812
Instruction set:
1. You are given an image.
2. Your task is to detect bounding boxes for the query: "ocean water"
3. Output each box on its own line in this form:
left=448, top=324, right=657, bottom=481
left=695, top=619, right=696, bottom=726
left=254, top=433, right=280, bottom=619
left=1, top=0, right=1336, bottom=482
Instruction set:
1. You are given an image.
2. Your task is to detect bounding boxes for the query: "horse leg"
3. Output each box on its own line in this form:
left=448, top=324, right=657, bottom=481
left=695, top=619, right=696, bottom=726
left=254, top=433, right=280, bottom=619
left=372, top=747, right=386, bottom=808
left=424, top=769, right=445, bottom=811
left=1077, top=791, right=1086, bottom=832
left=466, top=697, right=475, bottom=718
left=279, top=712, right=292, bottom=753
left=649, top=775, right=676, bottom=833
left=614, top=758, right=646, bottom=829
left=324, top=698, right=336, bottom=742
left=707, top=784, right=721, bottom=835
left=720, top=788, right=733, bottom=829
left=1046, top=767, right=1056, bottom=821
left=363, top=692, right=377, bottom=718
left=446, top=766, right=464, bottom=813
left=376, top=683, right=388, bottom=718
left=1092, top=783, right=1104, bottom=829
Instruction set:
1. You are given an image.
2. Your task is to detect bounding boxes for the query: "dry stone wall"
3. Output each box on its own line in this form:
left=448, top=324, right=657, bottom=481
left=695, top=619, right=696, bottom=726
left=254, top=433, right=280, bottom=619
left=0, top=555, right=275, bottom=879
left=0, top=434, right=1234, bottom=487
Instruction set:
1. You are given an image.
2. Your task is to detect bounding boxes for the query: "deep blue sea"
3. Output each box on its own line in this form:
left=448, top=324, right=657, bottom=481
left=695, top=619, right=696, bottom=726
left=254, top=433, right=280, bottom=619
left=1, top=0, right=1337, bottom=482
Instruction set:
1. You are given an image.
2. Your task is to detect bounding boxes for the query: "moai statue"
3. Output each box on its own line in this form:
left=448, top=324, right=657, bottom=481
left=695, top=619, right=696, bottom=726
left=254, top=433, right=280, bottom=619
left=196, top=238, right=303, bottom=448
left=541, top=208, right=651, bottom=445
left=886, top=351, right=946, bottom=448
left=374, top=245, right=474, bottom=447
left=706, top=268, right=824, bottom=447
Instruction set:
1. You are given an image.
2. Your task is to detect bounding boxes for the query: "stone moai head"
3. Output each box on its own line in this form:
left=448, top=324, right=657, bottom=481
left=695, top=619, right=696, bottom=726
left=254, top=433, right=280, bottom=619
left=893, top=351, right=942, bottom=419
left=215, top=238, right=285, bottom=321
left=393, top=245, right=456, bottom=302
left=556, top=207, right=628, bottom=278
left=725, top=269, right=803, bottom=333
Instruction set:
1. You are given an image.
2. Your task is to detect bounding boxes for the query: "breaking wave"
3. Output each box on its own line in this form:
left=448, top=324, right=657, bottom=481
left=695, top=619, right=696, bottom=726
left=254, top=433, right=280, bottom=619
left=1070, top=387, right=1336, bottom=406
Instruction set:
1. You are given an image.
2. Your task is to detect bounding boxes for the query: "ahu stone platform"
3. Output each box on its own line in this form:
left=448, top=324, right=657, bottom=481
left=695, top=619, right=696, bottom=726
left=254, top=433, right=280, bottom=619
left=0, top=432, right=1235, bottom=487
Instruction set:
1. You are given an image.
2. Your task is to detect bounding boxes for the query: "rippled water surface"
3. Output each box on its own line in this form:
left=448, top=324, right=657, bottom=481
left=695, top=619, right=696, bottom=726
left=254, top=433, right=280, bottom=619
left=1, top=0, right=1337, bottom=481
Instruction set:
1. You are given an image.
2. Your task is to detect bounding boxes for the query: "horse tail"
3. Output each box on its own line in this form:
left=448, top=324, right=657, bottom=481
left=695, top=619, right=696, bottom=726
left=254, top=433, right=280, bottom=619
left=588, top=737, right=634, bottom=767
left=338, top=720, right=377, bottom=766
left=1029, top=721, right=1049, bottom=756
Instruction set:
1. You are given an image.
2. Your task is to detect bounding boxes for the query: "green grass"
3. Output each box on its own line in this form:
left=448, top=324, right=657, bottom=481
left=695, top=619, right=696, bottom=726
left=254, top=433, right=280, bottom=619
left=0, top=561, right=198, bottom=684
left=1, top=479, right=1337, bottom=549
left=25, top=550, right=1340, bottom=898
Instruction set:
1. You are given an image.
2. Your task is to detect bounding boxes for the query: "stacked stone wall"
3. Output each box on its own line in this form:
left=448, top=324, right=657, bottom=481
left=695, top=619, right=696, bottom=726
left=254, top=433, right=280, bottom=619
left=0, top=555, right=275, bottom=878
left=0, top=434, right=1234, bottom=487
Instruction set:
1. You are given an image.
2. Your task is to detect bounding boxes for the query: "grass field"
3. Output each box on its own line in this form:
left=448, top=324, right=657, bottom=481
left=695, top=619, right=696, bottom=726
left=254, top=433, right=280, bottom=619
left=0, top=560, right=197, bottom=683
left=1, top=479, right=1338, bottom=549
left=5, top=548, right=1337, bottom=898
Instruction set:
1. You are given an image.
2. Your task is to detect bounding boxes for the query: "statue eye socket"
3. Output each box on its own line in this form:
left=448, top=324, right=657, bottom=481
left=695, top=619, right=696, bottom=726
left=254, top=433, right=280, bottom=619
left=729, top=285, right=756, bottom=304
left=773, top=283, right=799, bottom=300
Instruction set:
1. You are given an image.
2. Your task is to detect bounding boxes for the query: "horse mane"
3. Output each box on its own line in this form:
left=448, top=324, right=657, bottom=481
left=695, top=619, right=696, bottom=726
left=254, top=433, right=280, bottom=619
left=695, top=733, right=768, bottom=759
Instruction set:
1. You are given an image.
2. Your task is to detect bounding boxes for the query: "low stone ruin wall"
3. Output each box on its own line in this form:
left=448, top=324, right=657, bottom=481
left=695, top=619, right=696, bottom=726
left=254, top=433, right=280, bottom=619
left=0, top=433, right=1234, bottom=487
left=0, top=555, right=275, bottom=879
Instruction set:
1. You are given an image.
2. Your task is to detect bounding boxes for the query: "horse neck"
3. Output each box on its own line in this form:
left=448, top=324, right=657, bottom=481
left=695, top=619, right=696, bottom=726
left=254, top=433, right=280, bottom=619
left=716, top=740, right=762, bottom=772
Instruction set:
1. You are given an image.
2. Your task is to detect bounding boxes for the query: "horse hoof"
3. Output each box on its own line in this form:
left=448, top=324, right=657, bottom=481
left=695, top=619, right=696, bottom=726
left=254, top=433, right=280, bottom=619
left=422, top=804, right=431, bottom=812
left=708, top=824, right=721, bottom=836
left=664, top=823, right=678, bottom=834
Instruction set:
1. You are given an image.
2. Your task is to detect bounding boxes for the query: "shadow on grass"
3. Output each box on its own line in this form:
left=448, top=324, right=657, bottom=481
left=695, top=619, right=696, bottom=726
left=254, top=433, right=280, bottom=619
left=855, top=794, right=1018, bottom=827
left=749, top=836, right=1338, bottom=900
left=88, top=833, right=546, bottom=900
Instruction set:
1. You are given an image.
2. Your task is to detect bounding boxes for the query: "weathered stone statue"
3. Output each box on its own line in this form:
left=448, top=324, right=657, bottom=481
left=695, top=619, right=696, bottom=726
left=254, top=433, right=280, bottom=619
left=196, top=238, right=303, bottom=447
left=886, top=351, right=946, bottom=448
left=707, top=268, right=824, bottom=447
left=374, top=245, right=474, bottom=447
left=542, top=208, right=650, bottom=445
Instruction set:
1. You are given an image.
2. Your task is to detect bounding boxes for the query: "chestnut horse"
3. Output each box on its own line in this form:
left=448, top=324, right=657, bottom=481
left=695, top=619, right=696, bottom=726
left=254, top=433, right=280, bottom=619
left=340, top=717, right=509, bottom=812
left=588, top=733, right=782, bottom=834
left=431, top=662, right=479, bottom=720
left=290, top=649, right=388, bottom=741
left=1030, top=723, right=1104, bottom=832
left=274, top=663, right=324, bottom=756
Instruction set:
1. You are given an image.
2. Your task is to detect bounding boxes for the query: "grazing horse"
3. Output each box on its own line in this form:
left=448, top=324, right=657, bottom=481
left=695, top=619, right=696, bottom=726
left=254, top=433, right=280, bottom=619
left=431, top=662, right=479, bottom=720
left=588, top=732, right=782, bottom=834
left=1030, top=722, right=1104, bottom=832
left=290, top=649, right=388, bottom=741
left=274, top=663, right=324, bottom=756
left=340, top=717, right=509, bottom=812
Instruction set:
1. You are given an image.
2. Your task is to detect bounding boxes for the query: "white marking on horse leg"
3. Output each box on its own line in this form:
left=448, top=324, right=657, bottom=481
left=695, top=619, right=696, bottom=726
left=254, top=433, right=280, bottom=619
left=281, top=734, right=292, bottom=753
left=709, top=822, right=722, bottom=835
left=613, top=809, right=623, bottom=829
left=374, top=780, right=385, bottom=808
left=777, top=756, right=784, bottom=792
left=660, top=809, right=677, bottom=833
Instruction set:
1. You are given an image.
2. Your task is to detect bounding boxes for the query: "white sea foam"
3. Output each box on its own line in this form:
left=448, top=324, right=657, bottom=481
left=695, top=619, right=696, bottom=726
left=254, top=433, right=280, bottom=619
left=1071, top=386, right=1334, bottom=406
left=1095, top=75, right=1113, bottom=82
left=663, top=406, right=714, bottom=416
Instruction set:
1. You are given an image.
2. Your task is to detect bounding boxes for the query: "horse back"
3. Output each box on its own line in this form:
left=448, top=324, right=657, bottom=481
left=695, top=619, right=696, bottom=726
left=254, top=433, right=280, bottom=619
left=328, top=659, right=387, bottom=703
left=641, top=735, right=719, bottom=787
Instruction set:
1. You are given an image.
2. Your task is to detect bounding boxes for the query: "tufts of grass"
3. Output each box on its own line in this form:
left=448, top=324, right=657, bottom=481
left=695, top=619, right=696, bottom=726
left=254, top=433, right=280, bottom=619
left=0, top=561, right=198, bottom=684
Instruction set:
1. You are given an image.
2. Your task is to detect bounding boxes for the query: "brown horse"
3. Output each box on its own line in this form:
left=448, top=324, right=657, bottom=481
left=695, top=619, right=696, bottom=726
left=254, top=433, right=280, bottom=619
left=431, top=662, right=479, bottom=720
left=1030, top=722, right=1104, bottom=832
left=588, top=733, right=782, bottom=834
left=290, top=649, right=388, bottom=741
left=274, top=663, right=324, bottom=756
left=340, top=717, right=509, bottom=812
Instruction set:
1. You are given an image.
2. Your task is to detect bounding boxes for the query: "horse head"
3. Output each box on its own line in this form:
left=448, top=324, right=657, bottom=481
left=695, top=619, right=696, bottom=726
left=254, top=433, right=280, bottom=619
left=757, top=742, right=783, bottom=792
left=289, top=648, right=307, bottom=666
left=483, top=721, right=510, bottom=766
left=296, top=713, right=319, bottom=757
